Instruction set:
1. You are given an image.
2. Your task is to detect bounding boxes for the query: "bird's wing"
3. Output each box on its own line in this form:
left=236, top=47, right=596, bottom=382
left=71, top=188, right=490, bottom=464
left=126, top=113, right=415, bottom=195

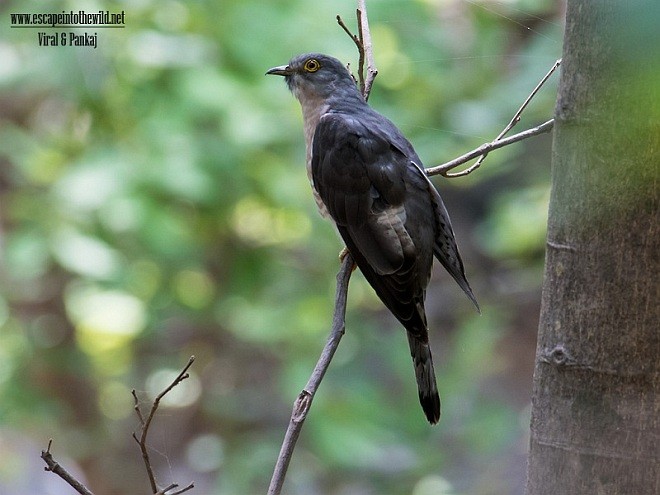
left=311, top=112, right=434, bottom=330
left=312, top=112, right=479, bottom=314
left=409, top=161, right=480, bottom=312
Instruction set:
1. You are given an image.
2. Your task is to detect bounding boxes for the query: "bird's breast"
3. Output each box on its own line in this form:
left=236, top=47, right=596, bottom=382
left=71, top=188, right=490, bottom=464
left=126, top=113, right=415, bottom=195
left=300, top=102, right=331, bottom=218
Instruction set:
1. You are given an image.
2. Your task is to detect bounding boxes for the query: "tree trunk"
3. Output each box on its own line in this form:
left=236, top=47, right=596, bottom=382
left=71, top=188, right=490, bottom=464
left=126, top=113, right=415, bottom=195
left=525, top=1, right=659, bottom=494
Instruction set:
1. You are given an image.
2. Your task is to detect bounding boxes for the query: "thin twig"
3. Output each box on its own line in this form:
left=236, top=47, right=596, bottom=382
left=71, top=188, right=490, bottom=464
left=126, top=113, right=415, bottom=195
left=169, top=485, right=196, bottom=495
left=156, top=484, right=179, bottom=495
left=337, top=1, right=378, bottom=100
left=133, top=356, right=196, bottom=494
left=357, top=0, right=378, bottom=99
left=425, top=119, right=555, bottom=177
left=336, top=14, right=358, bottom=44
left=435, top=59, right=561, bottom=178
left=267, top=254, right=354, bottom=495
left=498, top=59, right=561, bottom=139
left=336, top=14, right=366, bottom=93
left=356, top=9, right=366, bottom=95
left=336, top=15, right=363, bottom=87
left=41, top=439, right=95, bottom=495
left=155, top=482, right=196, bottom=495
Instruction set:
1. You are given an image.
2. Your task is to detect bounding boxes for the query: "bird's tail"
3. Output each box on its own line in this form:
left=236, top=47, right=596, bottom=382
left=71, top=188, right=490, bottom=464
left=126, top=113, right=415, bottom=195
left=407, top=332, right=440, bottom=424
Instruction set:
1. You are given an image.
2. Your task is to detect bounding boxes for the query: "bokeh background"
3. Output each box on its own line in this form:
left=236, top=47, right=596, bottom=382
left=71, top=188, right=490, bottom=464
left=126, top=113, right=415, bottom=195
left=0, top=1, right=564, bottom=494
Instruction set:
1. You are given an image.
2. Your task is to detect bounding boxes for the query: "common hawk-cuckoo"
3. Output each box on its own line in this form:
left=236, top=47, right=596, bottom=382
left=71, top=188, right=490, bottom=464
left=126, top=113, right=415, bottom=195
left=267, top=53, right=478, bottom=424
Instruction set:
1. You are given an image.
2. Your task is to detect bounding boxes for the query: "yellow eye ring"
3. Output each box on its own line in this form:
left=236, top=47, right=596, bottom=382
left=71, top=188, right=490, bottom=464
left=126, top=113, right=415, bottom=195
left=303, top=59, right=321, bottom=73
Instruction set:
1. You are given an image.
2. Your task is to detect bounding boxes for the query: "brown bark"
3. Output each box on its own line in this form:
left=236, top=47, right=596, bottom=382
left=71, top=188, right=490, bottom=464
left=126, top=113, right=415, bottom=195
left=526, top=1, right=659, bottom=494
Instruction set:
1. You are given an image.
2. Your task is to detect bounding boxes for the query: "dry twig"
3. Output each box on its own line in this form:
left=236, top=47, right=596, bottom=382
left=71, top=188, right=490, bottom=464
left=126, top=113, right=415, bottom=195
left=267, top=254, right=354, bottom=495
left=41, top=358, right=196, bottom=495
left=425, top=119, right=555, bottom=177
left=336, top=0, right=378, bottom=100
left=155, top=482, right=195, bottom=495
left=132, top=356, right=196, bottom=495
left=430, top=59, right=561, bottom=178
left=41, top=439, right=95, bottom=495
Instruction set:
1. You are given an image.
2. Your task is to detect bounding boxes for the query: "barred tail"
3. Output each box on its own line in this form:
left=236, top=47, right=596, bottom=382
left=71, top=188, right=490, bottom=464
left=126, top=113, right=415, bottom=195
left=407, top=332, right=440, bottom=424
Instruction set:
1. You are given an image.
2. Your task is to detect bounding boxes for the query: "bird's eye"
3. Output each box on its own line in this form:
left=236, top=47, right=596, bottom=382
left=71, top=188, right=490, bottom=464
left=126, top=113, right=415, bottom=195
left=303, top=59, right=321, bottom=73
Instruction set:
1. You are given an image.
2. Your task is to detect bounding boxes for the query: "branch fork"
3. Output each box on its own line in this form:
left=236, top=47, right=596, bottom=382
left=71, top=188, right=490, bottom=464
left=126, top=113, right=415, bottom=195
left=337, top=0, right=379, bottom=100
left=41, top=357, right=197, bottom=495
left=132, top=356, right=196, bottom=495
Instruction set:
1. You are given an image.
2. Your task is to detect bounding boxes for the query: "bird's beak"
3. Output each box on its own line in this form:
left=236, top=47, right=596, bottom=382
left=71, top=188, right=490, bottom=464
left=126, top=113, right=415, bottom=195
left=266, top=64, right=293, bottom=76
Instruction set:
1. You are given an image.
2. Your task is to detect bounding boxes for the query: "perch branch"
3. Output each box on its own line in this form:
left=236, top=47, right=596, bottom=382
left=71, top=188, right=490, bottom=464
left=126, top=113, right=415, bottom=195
left=268, top=5, right=377, bottom=492
left=132, top=356, right=196, bottom=495
left=267, top=254, right=354, bottom=495
left=41, top=439, right=95, bottom=495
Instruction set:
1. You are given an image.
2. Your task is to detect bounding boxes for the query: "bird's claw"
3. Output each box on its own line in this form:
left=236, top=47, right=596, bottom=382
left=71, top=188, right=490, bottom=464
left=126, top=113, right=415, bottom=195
left=339, top=247, right=357, bottom=271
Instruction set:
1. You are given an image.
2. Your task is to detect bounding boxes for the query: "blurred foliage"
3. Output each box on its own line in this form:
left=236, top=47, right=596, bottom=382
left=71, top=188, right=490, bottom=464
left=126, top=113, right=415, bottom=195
left=0, top=0, right=563, bottom=494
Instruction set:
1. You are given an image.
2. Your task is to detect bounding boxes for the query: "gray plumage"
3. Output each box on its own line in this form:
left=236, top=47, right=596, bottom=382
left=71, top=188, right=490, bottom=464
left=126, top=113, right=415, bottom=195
left=267, top=53, right=478, bottom=424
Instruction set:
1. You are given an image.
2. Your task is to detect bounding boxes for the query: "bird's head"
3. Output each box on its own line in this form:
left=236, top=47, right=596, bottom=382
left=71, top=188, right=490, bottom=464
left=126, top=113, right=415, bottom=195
left=266, top=53, right=361, bottom=104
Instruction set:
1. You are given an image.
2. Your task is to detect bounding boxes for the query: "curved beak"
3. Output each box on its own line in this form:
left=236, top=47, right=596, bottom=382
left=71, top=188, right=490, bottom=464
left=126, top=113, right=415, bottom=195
left=266, top=64, right=292, bottom=76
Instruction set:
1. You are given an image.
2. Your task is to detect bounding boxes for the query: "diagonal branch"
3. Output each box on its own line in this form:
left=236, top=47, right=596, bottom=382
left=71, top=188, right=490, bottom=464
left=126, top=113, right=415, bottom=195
left=431, top=59, right=561, bottom=178
left=41, top=439, right=95, bottom=495
left=267, top=254, right=354, bottom=495
left=425, top=119, right=555, bottom=177
left=155, top=482, right=196, bottom=495
left=493, top=59, right=561, bottom=141
left=336, top=14, right=362, bottom=80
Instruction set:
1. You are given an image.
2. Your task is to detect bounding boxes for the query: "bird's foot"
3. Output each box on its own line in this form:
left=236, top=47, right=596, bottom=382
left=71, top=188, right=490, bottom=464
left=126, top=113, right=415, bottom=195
left=339, top=247, right=357, bottom=271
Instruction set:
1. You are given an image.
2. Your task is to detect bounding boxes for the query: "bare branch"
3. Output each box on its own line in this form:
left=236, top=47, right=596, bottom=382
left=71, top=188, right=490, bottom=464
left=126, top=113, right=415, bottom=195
left=133, top=356, right=196, bottom=494
left=155, top=482, right=196, bottom=495
left=156, top=484, right=179, bottom=495
left=337, top=1, right=378, bottom=100
left=41, top=439, right=95, bottom=495
left=336, top=15, right=360, bottom=49
left=426, top=119, right=555, bottom=177
left=356, top=9, right=366, bottom=94
left=267, top=254, right=354, bottom=495
left=498, top=59, right=561, bottom=139
left=42, top=359, right=196, bottom=494
left=169, top=484, right=196, bottom=495
left=428, top=59, right=561, bottom=178
left=357, top=0, right=378, bottom=100
left=336, top=14, right=366, bottom=94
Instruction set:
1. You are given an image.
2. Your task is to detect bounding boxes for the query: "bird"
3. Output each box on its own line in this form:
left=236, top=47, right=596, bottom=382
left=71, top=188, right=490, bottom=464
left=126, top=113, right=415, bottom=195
left=267, top=53, right=478, bottom=424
